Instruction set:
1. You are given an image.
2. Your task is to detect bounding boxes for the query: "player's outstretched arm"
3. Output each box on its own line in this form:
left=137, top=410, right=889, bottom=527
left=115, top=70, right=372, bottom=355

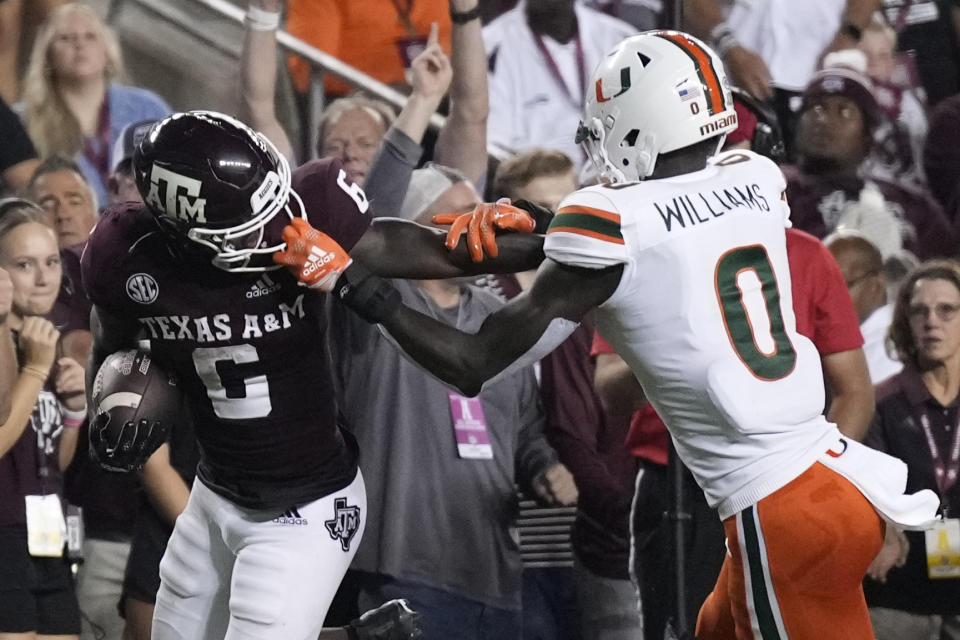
left=375, top=260, right=623, bottom=395
left=351, top=216, right=545, bottom=279
left=275, top=219, right=621, bottom=394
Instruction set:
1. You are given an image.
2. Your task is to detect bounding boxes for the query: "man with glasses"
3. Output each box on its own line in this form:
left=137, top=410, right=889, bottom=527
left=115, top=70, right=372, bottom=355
left=827, top=230, right=904, bottom=384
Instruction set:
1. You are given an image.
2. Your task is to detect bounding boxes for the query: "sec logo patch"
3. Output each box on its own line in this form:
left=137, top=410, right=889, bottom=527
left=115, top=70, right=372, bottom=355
left=126, top=273, right=159, bottom=304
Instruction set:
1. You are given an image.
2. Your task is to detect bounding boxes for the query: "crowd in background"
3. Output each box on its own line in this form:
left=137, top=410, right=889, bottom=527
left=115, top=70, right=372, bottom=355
left=0, top=0, right=959, bottom=639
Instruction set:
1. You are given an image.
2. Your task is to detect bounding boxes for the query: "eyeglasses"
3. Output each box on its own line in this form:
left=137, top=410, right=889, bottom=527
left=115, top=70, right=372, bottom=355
left=908, top=303, right=960, bottom=323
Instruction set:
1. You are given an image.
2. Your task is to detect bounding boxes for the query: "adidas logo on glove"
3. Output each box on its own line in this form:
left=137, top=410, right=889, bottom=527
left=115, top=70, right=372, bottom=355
left=302, top=246, right=336, bottom=277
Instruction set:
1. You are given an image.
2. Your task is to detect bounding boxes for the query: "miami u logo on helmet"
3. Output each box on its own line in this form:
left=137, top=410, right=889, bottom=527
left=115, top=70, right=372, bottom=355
left=595, top=67, right=633, bottom=103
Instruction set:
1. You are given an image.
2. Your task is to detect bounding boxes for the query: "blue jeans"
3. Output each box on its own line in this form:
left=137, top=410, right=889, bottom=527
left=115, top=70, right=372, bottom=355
left=357, top=575, right=522, bottom=640
left=521, top=567, right=580, bottom=640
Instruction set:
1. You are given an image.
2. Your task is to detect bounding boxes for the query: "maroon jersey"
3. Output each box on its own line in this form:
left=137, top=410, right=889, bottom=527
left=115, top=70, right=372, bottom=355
left=80, top=159, right=371, bottom=509
left=783, top=165, right=957, bottom=260
left=51, top=243, right=91, bottom=334
left=0, top=373, right=65, bottom=529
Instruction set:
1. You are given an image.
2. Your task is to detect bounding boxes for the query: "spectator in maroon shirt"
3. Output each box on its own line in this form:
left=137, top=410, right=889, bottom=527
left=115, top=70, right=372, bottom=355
left=784, top=64, right=957, bottom=261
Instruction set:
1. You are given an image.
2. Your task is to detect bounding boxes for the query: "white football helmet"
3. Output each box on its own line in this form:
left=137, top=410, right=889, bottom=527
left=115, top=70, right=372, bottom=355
left=577, top=30, right=738, bottom=183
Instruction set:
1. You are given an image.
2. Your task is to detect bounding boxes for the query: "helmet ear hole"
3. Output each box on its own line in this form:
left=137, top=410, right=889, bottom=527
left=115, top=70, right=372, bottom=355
left=621, top=129, right=641, bottom=148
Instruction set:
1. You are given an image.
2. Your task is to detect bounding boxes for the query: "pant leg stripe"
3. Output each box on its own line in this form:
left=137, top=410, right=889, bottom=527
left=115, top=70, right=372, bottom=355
left=739, top=506, right=787, bottom=639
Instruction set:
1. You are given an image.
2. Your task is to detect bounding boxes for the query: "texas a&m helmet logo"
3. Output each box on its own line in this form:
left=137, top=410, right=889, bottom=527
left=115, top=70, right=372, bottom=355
left=144, top=165, right=207, bottom=224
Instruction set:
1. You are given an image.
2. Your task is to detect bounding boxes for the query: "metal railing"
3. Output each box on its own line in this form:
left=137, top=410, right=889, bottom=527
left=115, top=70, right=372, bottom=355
left=111, top=0, right=470, bottom=159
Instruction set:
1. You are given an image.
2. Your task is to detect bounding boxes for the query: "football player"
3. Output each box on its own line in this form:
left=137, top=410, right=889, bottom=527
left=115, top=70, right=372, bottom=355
left=277, top=32, right=942, bottom=639
left=81, top=111, right=542, bottom=640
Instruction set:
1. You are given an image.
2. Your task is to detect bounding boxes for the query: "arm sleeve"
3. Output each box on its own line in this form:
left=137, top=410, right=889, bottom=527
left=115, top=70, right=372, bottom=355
left=363, top=127, right=423, bottom=218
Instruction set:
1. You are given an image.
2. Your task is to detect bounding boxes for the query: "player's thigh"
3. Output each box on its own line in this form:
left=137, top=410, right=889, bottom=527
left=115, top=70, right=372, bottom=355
left=734, top=463, right=882, bottom=639
left=226, top=472, right=367, bottom=640
left=152, top=483, right=233, bottom=639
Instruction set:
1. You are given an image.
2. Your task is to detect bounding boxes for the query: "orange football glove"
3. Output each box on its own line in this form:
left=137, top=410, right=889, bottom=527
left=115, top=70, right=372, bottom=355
left=432, top=198, right=536, bottom=262
left=273, top=218, right=352, bottom=292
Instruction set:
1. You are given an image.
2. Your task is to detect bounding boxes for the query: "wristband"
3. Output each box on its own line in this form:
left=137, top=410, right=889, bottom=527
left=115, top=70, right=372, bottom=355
left=245, top=6, right=280, bottom=31
left=512, top=199, right=555, bottom=234
left=60, top=405, right=87, bottom=428
left=450, top=4, right=481, bottom=24
left=334, top=263, right=402, bottom=324
left=20, top=365, right=49, bottom=383
left=709, top=23, right=740, bottom=58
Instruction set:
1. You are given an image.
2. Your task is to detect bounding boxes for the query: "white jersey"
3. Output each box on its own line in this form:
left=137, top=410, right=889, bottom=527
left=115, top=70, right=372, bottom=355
left=546, top=150, right=837, bottom=518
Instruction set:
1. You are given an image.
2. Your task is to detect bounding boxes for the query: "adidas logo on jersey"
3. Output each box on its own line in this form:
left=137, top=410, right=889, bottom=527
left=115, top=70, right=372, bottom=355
left=302, top=246, right=335, bottom=277
left=246, top=274, right=281, bottom=299
left=273, top=508, right=308, bottom=526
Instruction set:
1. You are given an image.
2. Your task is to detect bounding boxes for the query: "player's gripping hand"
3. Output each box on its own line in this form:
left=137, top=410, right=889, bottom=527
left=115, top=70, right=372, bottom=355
left=273, top=218, right=352, bottom=292
left=348, top=599, right=422, bottom=640
left=432, top=198, right=536, bottom=262
left=90, top=415, right=170, bottom=473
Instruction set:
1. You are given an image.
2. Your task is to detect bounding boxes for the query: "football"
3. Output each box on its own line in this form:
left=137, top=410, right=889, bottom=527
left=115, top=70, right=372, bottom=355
left=90, top=349, right=183, bottom=472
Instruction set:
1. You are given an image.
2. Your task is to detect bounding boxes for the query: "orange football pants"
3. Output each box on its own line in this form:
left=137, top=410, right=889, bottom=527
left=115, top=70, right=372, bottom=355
left=696, top=462, right=885, bottom=640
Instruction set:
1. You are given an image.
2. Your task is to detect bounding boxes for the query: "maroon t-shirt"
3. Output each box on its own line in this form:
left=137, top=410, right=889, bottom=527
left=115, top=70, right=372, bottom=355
left=782, top=165, right=958, bottom=260
left=81, top=158, right=371, bottom=510
left=0, top=370, right=65, bottom=530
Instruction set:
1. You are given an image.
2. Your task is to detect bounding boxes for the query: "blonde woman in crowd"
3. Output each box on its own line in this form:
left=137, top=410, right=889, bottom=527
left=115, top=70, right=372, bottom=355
left=21, top=3, right=170, bottom=207
left=0, top=198, right=85, bottom=639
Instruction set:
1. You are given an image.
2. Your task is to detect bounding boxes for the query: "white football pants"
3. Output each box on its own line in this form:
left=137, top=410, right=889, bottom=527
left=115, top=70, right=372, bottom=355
left=152, top=470, right=366, bottom=640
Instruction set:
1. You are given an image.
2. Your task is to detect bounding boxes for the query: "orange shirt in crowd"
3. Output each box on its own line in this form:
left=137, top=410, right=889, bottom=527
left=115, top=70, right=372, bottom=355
left=286, top=0, right=452, bottom=96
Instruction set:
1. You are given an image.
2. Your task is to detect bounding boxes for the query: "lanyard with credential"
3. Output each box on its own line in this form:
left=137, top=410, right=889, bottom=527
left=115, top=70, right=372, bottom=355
left=893, top=0, right=915, bottom=32
left=532, top=29, right=587, bottom=110
left=389, top=0, right=418, bottom=36
left=918, top=409, right=960, bottom=508
left=83, top=99, right=112, bottom=180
